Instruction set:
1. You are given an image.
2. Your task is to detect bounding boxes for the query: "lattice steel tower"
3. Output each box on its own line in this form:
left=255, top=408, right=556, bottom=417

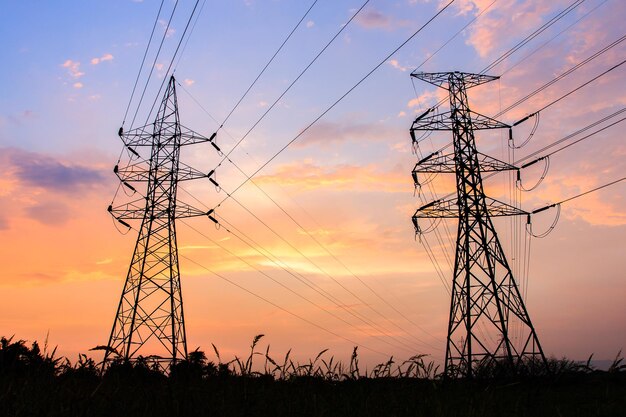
left=104, top=76, right=219, bottom=368
left=410, top=71, right=546, bottom=377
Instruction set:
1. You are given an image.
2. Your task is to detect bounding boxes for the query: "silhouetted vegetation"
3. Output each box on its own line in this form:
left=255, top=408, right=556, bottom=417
left=1, top=335, right=625, bottom=416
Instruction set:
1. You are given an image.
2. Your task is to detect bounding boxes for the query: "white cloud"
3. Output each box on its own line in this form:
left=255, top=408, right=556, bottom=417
left=91, top=53, right=114, bottom=65
left=62, top=60, right=84, bottom=78
left=73, top=82, right=84, bottom=89
left=183, top=78, right=195, bottom=86
left=306, top=20, right=315, bottom=28
left=158, top=19, right=176, bottom=38
left=389, top=59, right=409, bottom=72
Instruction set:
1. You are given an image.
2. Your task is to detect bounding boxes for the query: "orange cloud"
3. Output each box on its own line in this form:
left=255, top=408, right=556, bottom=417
left=91, top=53, right=114, bottom=65
left=62, top=59, right=84, bottom=78
left=254, top=161, right=411, bottom=194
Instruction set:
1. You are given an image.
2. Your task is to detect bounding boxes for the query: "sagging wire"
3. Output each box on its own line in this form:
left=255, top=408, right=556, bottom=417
left=110, top=213, right=131, bottom=236
left=516, top=156, right=550, bottom=192
left=509, top=112, right=539, bottom=149
left=412, top=217, right=442, bottom=243
left=526, top=203, right=561, bottom=238
left=413, top=172, right=438, bottom=197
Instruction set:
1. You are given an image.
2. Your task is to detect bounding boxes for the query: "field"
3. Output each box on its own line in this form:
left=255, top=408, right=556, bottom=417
left=1, top=336, right=625, bottom=417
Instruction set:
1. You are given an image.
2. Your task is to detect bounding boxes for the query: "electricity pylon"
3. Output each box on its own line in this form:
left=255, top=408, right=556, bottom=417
left=104, top=76, right=220, bottom=369
left=410, top=71, right=546, bottom=378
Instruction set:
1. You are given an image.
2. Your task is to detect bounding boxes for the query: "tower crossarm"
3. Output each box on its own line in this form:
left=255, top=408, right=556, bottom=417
left=180, top=126, right=217, bottom=147
left=413, top=151, right=517, bottom=174
left=119, top=125, right=216, bottom=148
left=412, top=196, right=527, bottom=219
left=114, top=160, right=211, bottom=183
left=410, top=110, right=509, bottom=136
left=410, top=71, right=499, bottom=90
left=108, top=199, right=209, bottom=220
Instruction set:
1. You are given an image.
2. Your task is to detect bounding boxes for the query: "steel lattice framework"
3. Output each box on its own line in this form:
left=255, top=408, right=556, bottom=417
left=104, top=76, right=218, bottom=368
left=410, top=71, right=547, bottom=378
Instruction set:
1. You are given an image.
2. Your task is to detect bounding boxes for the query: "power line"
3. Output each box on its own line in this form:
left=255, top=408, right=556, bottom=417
left=424, top=57, right=626, bottom=162
left=532, top=58, right=626, bottom=115
left=520, top=109, right=626, bottom=163
left=175, top=84, right=443, bottom=346
left=129, top=0, right=180, bottom=129
left=219, top=0, right=319, bottom=129
left=529, top=177, right=625, bottom=215
left=495, top=32, right=626, bottom=118
left=178, top=218, right=425, bottom=355
left=122, top=0, right=166, bottom=126
left=420, top=0, right=591, bottom=114
left=212, top=0, right=372, bottom=172
left=179, top=252, right=393, bottom=358
left=143, top=0, right=202, bottom=126
left=182, top=0, right=456, bottom=346
left=480, top=0, right=586, bottom=74
left=210, top=0, right=457, bottom=212
left=413, top=0, right=498, bottom=72
left=557, top=177, right=625, bottom=205
left=500, top=0, right=610, bottom=76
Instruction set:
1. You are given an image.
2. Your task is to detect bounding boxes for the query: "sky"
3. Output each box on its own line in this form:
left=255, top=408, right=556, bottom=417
left=0, top=0, right=625, bottom=369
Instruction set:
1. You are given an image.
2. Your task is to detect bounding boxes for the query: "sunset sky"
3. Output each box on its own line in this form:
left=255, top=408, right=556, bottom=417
left=1, top=0, right=625, bottom=368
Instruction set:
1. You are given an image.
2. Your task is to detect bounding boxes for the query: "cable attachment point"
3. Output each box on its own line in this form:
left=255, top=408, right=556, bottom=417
left=510, top=112, right=540, bottom=149
left=127, top=146, right=140, bottom=158
left=118, top=127, right=124, bottom=137
left=517, top=156, right=550, bottom=192
left=512, top=112, right=537, bottom=127
left=527, top=203, right=561, bottom=238
left=211, top=141, right=223, bottom=156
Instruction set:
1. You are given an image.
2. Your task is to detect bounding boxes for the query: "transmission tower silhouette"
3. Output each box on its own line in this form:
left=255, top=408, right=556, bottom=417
left=410, top=71, right=547, bottom=378
left=104, top=76, right=219, bottom=368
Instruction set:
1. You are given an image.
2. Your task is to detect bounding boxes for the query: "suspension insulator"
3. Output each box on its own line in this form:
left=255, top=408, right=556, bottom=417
left=123, top=181, right=136, bottom=192
left=118, top=218, right=131, bottom=228
left=209, top=178, right=219, bottom=187
left=412, top=171, right=420, bottom=188
left=127, top=146, right=139, bottom=157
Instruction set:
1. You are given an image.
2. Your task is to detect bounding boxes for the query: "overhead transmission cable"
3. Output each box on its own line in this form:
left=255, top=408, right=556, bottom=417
left=209, top=0, right=457, bottom=212
left=178, top=80, right=443, bottom=342
left=500, top=0, right=610, bottom=76
left=128, top=0, right=181, bottom=129
left=142, top=0, right=202, bottom=126
left=212, top=0, right=372, bottom=171
left=423, top=0, right=589, bottom=114
left=413, top=0, right=498, bottom=72
left=178, top=218, right=428, bottom=354
left=180, top=183, right=439, bottom=350
left=480, top=0, right=586, bottom=74
left=179, top=0, right=456, bottom=342
left=181, top=249, right=394, bottom=358
left=426, top=53, right=626, bottom=160
left=494, top=32, right=626, bottom=118
left=173, top=0, right=208, bottom=71
left=122, top=0, right=166, bottom=127
left=555, top=177, right=625, bottom=205
left=219, top=0, right=319, bottom=129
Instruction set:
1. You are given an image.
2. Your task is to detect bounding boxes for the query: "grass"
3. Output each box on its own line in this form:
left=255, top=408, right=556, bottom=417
left=1, top=334, right=625, bottom=417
